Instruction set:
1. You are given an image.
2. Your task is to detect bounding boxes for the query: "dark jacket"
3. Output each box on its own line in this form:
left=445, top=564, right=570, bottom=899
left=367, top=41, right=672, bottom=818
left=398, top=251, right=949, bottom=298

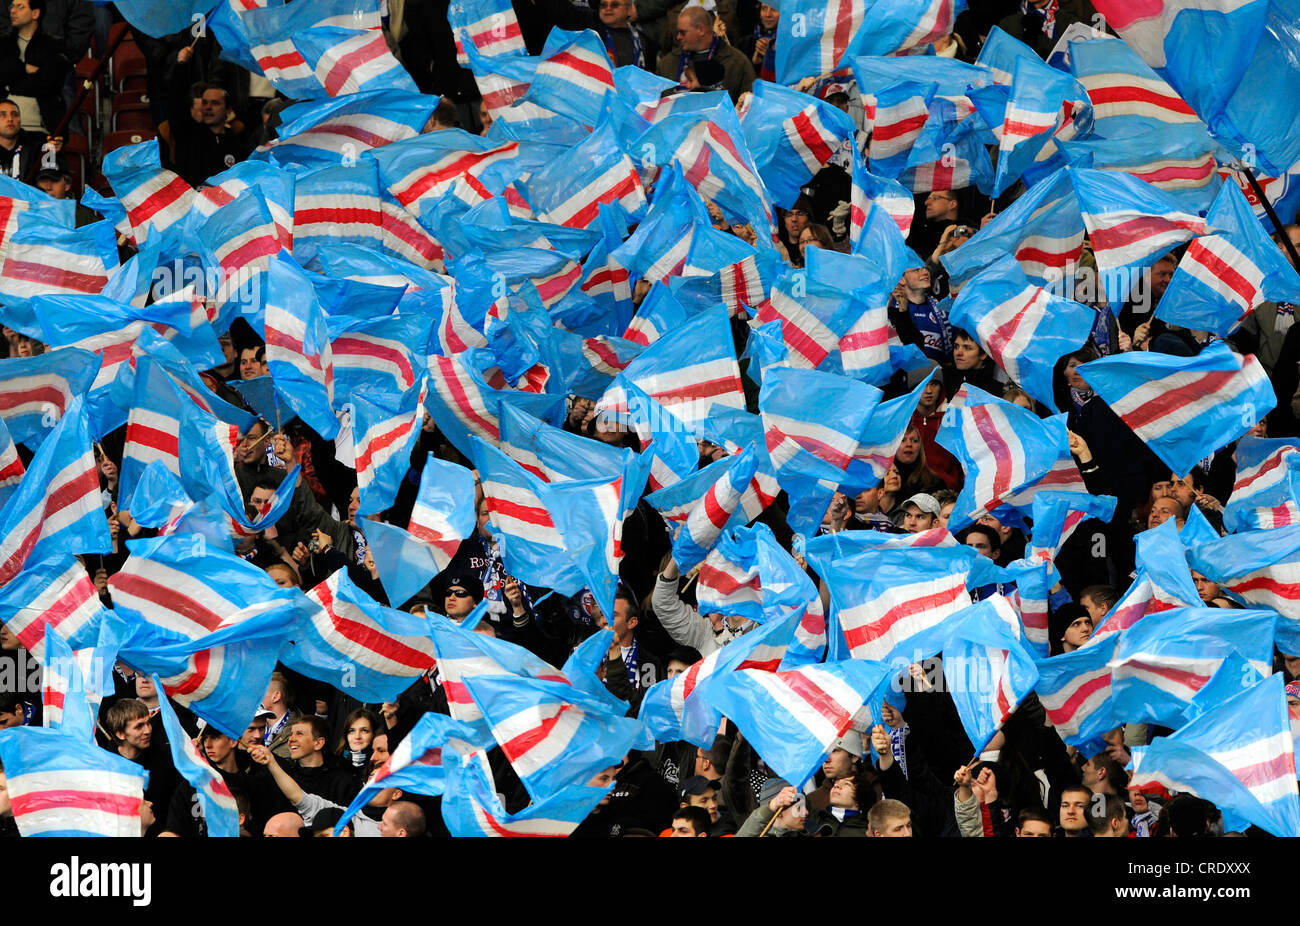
left=0, top=28, right=69, bottom=132
left=0, top=0, right=94, bottom=62
left=997, top=0, right=1100, bottom=59
left=0, top=129, right=47, bottom=184
left=811, top=806, right=871, bottom=837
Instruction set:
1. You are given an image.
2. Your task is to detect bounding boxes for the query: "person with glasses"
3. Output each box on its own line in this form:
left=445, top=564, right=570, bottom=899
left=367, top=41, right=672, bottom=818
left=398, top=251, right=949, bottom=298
left=438, top=572, right=484, bottom=622
left=594, top=0, right=657, bottom=69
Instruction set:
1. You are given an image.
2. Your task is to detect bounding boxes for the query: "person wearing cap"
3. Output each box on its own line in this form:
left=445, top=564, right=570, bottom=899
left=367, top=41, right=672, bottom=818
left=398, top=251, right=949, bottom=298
left=807, top=730, right=864, bottom=814
left=901, top=493, right=941, bottom=534
left=678, top=775, right=735, bottom=834
left=162, top=725, right=275, bottom=837
left=439, top=571, right=484, bottom=622
left=736, top=780, right=808, bottom=837
left=1049, top=603, right=1093, bottom=656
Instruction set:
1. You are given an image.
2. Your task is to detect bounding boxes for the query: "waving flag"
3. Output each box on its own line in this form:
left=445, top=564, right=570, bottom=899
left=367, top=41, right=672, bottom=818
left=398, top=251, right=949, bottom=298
left=198, top=188, right=281, bottom=329
left=0, top=212, right=117, bottom=312
left=523, top=29, right=615, bottom=127
left=774, top=0, right=864, bottom=84
left=0, top=416, right=23, bottom=509
left=0, top=556, right=105, bottom=661
left=1078, top=340, right=1275, bottom=478
left=942, top=167, right=1085, bottom=290
left=102, top=140, right=194, bottom=251
left=110, top=536, right=305, bottom=737
left=862, top=80, right=935, bottom=178
left=1070, top=167, right=1211, bottom=306
left=0, top=348, right=99, bottom=448
left=990, top=55, right=1091, bottom=196
left=936, top=385, right=1062, bottom=531
left=761, top=365, right=879, bottom=474
left=1159, top=181, right=1300, bottom=335
left=741, top=81, right=856, bottom=207
left=596, top=305, right=744, bottom=436
left=258, top=90, right=439, bottom=171
left=1035, top=633, right=1119, bottom=746
left=640, top=605, right=804, bottom=747
left=0, top=725, right=146, bottom=836
left=443, top=750, right=611, bottom=837
left=849, top=153, right=916, bottom=243
left=696, top=528, right=764, bottom=625
left=941, top=596, right=1040, bottom=752
left=237, top=0, right=382, bottom=99
left=816, top=546, right=974, bottom=664
left=39, top=623, right=94, bottom=739
left=900, top=96, right=995, bottom=194
left=846, top=371, right=936, bottom=491
left=1223, top=438, right=1300, bottom=533
left=263, top=254, right=338, bottom=439
left=521, top=121, right=645, bottom=230
left=1091, top=0, right=1300, bottom=176
left=463, top=673, right=646, bottom=802
left=1185, top=522, right=1300, bottom=653
left=155, top=681, right=240, bottom=838
left=1131, top=672, right=1300, bottom=836
left=1068, top=35, right=1200, bottom=131
left=648, top=445, right=760, bottom=571
left=291, top=161, right=384, bottom=262
left=700, top=659, right=892, bottom=788
left=347, top=378, right=428, bottom=517
left=406, top=453, right=477, bottom=562
left=950, top=256, right=1093, bottom=411
left=0, top=396, right=108, bottom=588
left=294, top=22, right=418, bottom=98
left=290, top=569, right=437, bottom=700
left=1107, top=606, right=1275, bottom=728
left=370, top=130, right=517, bottom=220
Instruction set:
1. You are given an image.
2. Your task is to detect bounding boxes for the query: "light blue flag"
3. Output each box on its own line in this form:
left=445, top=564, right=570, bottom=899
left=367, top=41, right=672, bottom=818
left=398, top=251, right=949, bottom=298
left=989, top=55, right=1091, bottom=196
left=1077, top=340, right=1276, bottom=479
left=262, top=253, right=339, bottom=439
left=154, top=678, right=241, bottom=837
left=949, top=255, right=1093, bottom=411
left=40, top=623, right=96, bottom=742
left=699, top=658, right=894, bottom=788
left=440, top=748, right=612, bottom=836
left=1222, top=437, right=1300, bottom=534
left=1034, top=633, right=1121, bottom=748
left=1158, top=180, right=1300, bottom=335
left=127, top=461, right=234, bottom=554
left=1184, top=522, right=1300, bottom=654
left=741, top=80, right=857, bottom=207
left=940, top=596, right=1040, bottom=752
left=0, top=348, right=100, bottom=448
left=0, top=724, right=148, bottom=836
left=111, top=0, right=221, bottom=37
left=463, top=672, right=648, bottom=802
left=1107, top=606, right=1276, bottom=729
left=1129, top=673, right=1300, bottom=837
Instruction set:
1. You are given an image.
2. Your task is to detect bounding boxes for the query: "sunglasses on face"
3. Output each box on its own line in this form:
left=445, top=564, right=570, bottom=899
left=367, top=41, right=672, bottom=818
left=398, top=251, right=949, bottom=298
left=446, top=588, right=472, bottom=598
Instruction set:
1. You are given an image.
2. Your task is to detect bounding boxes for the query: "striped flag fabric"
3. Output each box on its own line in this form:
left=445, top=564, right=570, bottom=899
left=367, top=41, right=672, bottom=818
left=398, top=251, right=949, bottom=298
left=1077, top=340, right=1276, bottom=479
left=941, top=596, right=1040, bottom=752
left=256, top=90, right=440, bottom=172
left=370, top=130, right=519, bottom=220
left=856, top=0, right=966, bottom=57
left=594, top=305, right=745, bottom=437
left=118, top=354, right=186, bottom=506
left=774, top=0, right=865, bottom=85
left=294, top=23, right=419, bottom=99
left=238, top=0, right=383, bottom=100
left=523, top=29, right=616, bottom=128
left=647, top=444, right=760, bottom=571
left=1087, top=516, right=1202, bottom=646
left=1158, top=180, right=1300, bottom=336
left=291, top=569, right=438, bottom=701
left=1069, top=166, right=1212, bottom=307
left=426, top=610, right=572, bottom=726
left=448, top=0, right=528, bottom=64
left=863, top=80, right=935, bottom=178
left=0, top=347, right=100, bottom=448
left=1068, top=35, right=1201, bottom=131
left=1129, top=672, right=1300, bottom=837
left=197, top=188, right=282, bottom=329
left=408, top=454, right=478, bottom=566
left=1223, top=437, right=1300, bottom=534
left=291, top=161, right=385, bottom=263
left=936, top=384, right=1064, bottom=532
left=817, top=546, right=974, bottom=664
left=0, top=415, right=24, bottom=509
left=461, top=672, right=647, bottom=802
left=0, top=212, right=118, bottom=309
left=331, top=313, right=426, bottom=399
left=1034, top=632, right=1120, bottom=747
left=155, top=681, right=240, bottom=837
left=1185, top=522, right=1300, bottom=654
left=849, top=152, right=916, bottom=242
left=757, top=265, right=857, bottom=372
left=697, top=658, right=893, bottom=788
left=0, top=725, right=146, bottom=836
left=263, top=254, right=338, bottom=439
left=941, top=166, right=1085, bottom=290
left=347, top=378, right=428, bottom=517
left=101, top=139, right=195, bottom=251
left=459, top=32, right=538, bottom=118
left=846, top=371, right=936, bottom=492
left=442, top=750, right=611, bottom=837
left=639, top=605, right=805, bottom=747
left=362, top=517, right=453, bottom=608
left=949, top=255, right=1093, bottom=411
left=740, top=80, right=857, bottom=207
left=191, top=160, right=294, bottom=252
left=39, top=623, right=96, bottom=740
left=0, top=556, right=105, bottom=660
left=1106, top=606, right=1276, bottom=728
left=989, top=55, right=1091, bottom=196
left=521, top=121, right=645, bottom=230
left=0, top=396, right=109, bottom=588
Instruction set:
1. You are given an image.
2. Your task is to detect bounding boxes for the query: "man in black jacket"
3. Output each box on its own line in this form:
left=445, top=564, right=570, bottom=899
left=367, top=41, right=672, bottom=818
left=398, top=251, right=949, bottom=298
left=0, top=0, right=69, bottom=132
left=166, top=77, right=247, bottom=187
left=0, top=97, right=45, bottom=181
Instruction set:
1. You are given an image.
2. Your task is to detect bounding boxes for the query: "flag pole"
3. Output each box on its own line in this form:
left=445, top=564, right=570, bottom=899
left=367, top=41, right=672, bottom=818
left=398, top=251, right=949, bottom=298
left=1242, top=165, right=1300, bottom=273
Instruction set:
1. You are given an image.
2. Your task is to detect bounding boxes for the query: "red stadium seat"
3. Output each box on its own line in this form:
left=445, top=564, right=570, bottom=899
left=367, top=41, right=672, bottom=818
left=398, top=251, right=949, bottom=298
left=102, top=129, right=157, bottom=156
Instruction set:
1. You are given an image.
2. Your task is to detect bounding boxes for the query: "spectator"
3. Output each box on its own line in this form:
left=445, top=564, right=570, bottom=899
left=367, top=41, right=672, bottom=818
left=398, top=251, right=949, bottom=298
left=668, top=805, right=710, bottom=836
left=595, top=0, right=657, bottom=70
left=0, top=0, right=70, bottom=133
left=166, top=78, right=246, bottom=187
left=657, top=5, right=753, bottom=103
left=0, top=96, right=45, bottom=179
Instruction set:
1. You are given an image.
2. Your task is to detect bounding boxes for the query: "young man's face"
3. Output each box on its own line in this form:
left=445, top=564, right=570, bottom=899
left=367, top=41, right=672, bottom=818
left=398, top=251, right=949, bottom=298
left=686, top=790, right=719, bottom=822
left=873, top=814, right=912, bottom=837
left=444, top=585, right=476, bottom=618
left=287, top=723, right=321, bottom=760
left=828, top=777, right=857, bottom=809
left=822, top=747, right=855, bottom=780
left=37, top=177, right=71, bottom=199
left=0, top=706, right=23, bottom=729
left=670, top=817, right=703, bottom=837
left=1079, top=593, right=1108, bottom=623
left=965, top=533, right=994, bottom=559
left=952, top=336, right=984, bottom=371
left=1059, top=791, right=1090, bottom=832
left=0, top=103, right=19, bottom=142
left=203, top=733, right=236, bottom=765
left=1062, top=615, right=1093, bottom=650
left=1147, top=497, right=1182, bottom=530
left=902, top=504, right=936, bottom=534
left=1017, top=819, right=1052, bottom=837
left=241, top=718, right=267, bottom=748
left=201, top=89, right=230, bottom=127
left=120, top=716, right=152, bottom=751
